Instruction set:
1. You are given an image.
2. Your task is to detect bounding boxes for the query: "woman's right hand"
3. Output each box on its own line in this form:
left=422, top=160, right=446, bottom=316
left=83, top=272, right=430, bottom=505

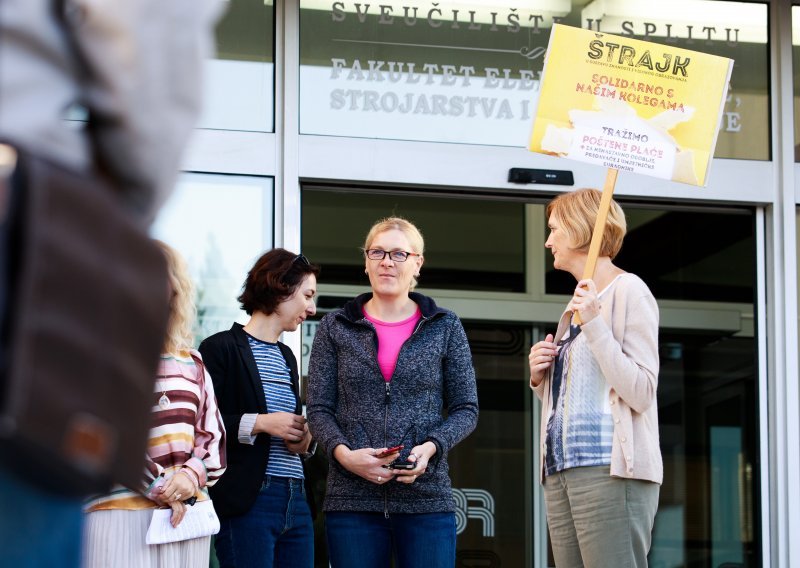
left=168, top=500, right=187, bottom=528
left=254, top=412, right=307, bottom=442
left=333, top=445, right=397, bottom=485
left=529, top=333, right=557, bottom=387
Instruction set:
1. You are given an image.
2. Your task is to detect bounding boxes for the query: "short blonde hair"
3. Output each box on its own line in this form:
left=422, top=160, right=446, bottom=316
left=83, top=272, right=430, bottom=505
left=546, top=188, right=627, bottom=259
left=156, top=240, right=197, bottom=355
left=363, top=216, right=425, bottom=290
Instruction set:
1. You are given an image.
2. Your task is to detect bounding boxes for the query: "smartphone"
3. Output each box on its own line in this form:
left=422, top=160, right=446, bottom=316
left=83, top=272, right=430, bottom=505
left=375, top=444, right=404, bottom=458
left=384, top=461, right=416, bottom=470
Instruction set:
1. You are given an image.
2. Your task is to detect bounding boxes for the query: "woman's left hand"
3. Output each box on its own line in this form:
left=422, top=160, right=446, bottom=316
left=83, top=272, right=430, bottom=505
left=394, top=441, right=436, bottom=484
left=285, top=422, right=312, bottom=454
left=570, top=279, right=601, bottom=324
left=160, top=471, right=196, bottom=504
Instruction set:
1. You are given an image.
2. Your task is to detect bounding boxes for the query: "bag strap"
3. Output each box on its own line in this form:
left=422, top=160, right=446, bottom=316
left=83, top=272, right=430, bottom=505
left=51, top=0, right=91, bottom=89
left=51, top=0, right=119, bottom=189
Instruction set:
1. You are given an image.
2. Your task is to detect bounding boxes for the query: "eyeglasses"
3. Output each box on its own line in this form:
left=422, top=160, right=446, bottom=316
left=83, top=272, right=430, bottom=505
left=364, top=249, right=420, bottom=262
left=286, top=254, right=310, bottom=278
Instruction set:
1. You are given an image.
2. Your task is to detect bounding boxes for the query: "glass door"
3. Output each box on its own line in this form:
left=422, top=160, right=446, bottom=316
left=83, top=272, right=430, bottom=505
left=653, top=330, right=759, bottom=568
left=300, top=185, right=761, bottom=568
left=451, top=322, right=535, bottom=567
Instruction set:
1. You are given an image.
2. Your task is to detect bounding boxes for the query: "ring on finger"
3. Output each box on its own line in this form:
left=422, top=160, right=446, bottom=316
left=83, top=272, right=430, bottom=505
left=377, top=476, right=382, bottom=482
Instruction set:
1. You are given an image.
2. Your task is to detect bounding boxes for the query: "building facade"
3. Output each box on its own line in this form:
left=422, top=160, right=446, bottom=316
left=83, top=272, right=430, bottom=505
left=153, top=1, right=800, bottom=566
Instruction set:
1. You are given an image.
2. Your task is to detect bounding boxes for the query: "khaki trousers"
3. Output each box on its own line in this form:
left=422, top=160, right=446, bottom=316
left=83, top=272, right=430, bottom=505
left=542, top=465, right=659, bottom=568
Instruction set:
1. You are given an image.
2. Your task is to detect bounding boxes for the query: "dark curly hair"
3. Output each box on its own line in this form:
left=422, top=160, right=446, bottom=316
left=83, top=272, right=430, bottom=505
left=237, top=248, right=320, bottom=316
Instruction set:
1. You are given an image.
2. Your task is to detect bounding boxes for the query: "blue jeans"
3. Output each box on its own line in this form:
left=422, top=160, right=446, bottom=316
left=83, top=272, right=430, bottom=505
left=214, top=475, right=313, bottom=568
left=0, top=466, right=83, bottom=567
left=326, top=511, right=456, bottom=568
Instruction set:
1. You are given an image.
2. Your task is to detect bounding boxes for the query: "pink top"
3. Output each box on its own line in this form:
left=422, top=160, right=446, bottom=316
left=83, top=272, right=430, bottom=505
left=364, top=308, right=422, bottom=381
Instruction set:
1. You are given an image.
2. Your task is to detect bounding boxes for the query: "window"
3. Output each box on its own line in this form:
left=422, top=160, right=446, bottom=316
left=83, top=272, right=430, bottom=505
left=299, top=0, right=768, bottom=159
left=151, top=174, right=274, bottom=340
left=545, top=205, right=755, bottom=303
left=302, top=187, right=526, bottom=293
left=793, top=5, right=800, bottom=162
left=200, top=0, right=275, bottom=132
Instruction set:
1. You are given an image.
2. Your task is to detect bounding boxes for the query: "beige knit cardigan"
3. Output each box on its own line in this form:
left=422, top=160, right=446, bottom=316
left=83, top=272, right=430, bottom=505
left=532, top=273, right=663, bottom=485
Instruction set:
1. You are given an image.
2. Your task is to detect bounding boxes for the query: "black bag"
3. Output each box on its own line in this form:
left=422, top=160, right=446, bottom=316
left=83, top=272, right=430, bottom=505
left=0, top=145, right=170, bottom=496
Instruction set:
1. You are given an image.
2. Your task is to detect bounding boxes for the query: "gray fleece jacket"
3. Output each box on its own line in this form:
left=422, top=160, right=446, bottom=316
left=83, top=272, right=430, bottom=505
left=307, top=292, right=478, bottom=514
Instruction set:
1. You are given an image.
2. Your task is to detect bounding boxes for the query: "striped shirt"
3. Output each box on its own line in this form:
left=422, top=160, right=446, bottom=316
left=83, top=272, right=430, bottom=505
left=544, top=278, right=622, bottom=476
left=85, top=351, right=227, bottom=511
left=247, top=335, right=304, bottom=480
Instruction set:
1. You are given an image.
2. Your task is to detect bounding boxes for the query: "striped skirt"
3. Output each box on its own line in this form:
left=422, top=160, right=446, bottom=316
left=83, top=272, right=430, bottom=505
left=83, top=509, right=211, bottom=568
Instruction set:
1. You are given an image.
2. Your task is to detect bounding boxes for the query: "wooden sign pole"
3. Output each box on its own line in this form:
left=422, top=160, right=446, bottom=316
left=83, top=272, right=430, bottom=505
left=573, top=168, right=619, bottom=325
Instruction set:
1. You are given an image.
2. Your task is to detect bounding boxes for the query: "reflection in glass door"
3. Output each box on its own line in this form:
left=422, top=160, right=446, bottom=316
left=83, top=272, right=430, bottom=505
left=451, top=322, right=535, bottom=567
left=536, top=327, right=760, bottom=568
left=653, top=330, right=759, bottom=568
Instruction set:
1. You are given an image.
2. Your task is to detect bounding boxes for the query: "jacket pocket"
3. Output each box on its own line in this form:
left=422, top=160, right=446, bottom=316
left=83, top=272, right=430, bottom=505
left=340, top=419, right=374, bottom=449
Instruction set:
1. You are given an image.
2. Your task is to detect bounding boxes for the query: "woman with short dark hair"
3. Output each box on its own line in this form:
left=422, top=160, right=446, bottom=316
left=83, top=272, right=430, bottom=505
left=199, top=248, right=320, bottom=568
left=529, top=188, right=661, bottom=568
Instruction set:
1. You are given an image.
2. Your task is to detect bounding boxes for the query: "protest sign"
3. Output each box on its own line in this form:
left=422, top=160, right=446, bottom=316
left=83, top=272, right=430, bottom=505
left=529, top=24, right=732, bottom=321
left=529, top=24, right=733, bottom=187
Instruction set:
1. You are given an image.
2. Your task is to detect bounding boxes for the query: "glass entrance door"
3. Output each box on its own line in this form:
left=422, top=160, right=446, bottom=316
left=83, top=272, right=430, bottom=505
left=653, top=330, right=759, bottom=568
left=300, top=185, right=760, bottom=567
left=450, top=322, right=535, bottom=567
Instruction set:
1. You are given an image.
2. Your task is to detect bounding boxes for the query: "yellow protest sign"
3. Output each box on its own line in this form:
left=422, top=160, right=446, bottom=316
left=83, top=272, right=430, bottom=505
left=529, top=24, right=733, bottom=187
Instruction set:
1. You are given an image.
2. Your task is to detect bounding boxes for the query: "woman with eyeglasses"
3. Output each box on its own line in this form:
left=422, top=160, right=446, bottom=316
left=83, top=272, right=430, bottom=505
left=199, top=248, right=320, bottom=568
left=307, top=216, right=479, bottom=568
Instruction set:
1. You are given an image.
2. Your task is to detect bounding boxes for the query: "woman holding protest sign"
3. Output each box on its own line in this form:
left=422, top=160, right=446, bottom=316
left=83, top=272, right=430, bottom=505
left=528, top=188, right=661, bottom=568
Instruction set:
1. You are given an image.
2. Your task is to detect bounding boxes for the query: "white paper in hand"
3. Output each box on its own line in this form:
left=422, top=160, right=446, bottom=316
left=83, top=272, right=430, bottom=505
left=145, top=499, right=220, bottom=545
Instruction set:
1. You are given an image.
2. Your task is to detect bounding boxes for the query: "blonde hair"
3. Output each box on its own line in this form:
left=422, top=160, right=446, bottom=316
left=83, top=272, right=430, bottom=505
left=363, top=216, right=425, bottom=290
left=156, top=240, right=197, bottom=355
left=546, top=188, right=627, bottom=259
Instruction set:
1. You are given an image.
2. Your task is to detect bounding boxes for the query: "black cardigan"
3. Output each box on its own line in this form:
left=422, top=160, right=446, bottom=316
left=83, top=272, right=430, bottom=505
left=199, top=322, right=315, bottom=519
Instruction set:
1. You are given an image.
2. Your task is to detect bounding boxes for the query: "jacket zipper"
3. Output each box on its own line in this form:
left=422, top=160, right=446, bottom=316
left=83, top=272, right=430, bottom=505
left=383, top=381, right=391, bottom=446
left=360, top=312, right=430, bottom=519
left=384, top=380, right=391, bottom=518
left=382, top=315, right=428, bottom=519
